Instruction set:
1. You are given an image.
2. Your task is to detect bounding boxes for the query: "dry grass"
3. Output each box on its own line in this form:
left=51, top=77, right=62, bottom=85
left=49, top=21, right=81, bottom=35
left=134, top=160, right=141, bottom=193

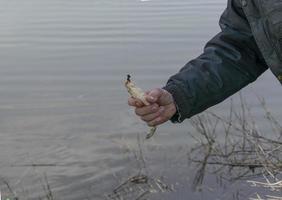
left=187, top=95, right=282, bottom=198
left=248, top=177, right=282, bottom=200
left=106, top=134, right=174, bottom=200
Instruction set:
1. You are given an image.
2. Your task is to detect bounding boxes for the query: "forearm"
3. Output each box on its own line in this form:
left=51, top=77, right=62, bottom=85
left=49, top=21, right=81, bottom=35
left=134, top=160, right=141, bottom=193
left=163, top=0, right=268, bottom=122
left=164, top=33, right=267, bottom=122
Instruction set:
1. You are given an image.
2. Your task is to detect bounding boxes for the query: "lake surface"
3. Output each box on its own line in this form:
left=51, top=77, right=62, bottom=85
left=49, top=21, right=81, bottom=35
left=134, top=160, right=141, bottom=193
left=0, top=0, right=281, bottom=199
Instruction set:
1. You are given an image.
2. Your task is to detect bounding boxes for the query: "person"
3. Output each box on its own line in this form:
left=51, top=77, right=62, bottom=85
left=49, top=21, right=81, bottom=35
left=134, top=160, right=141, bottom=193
left=128, top=0, right=282, bottom=126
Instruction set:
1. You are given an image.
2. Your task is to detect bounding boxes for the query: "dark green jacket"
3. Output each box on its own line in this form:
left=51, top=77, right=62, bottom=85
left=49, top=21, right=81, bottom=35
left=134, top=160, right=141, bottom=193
left=164, top=0, right=282, bottom=122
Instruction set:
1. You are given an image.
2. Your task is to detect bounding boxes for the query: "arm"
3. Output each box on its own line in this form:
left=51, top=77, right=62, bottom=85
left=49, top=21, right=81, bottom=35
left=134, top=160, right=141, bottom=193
left=163, top=0, right=268, bottom=122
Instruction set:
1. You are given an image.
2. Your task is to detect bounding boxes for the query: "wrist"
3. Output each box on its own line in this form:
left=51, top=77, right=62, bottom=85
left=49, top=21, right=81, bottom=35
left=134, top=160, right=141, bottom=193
left=163, top=83, right=187, bottom=123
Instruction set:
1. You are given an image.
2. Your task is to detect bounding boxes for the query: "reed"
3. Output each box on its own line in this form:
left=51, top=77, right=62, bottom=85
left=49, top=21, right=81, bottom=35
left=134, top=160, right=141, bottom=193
left=187, top=94, right=281, bottom=198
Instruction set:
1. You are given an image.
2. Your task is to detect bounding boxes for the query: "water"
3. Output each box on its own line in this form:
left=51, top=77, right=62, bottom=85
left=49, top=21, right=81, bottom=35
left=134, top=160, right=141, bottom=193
left=0, top=0, right=281, bottom=199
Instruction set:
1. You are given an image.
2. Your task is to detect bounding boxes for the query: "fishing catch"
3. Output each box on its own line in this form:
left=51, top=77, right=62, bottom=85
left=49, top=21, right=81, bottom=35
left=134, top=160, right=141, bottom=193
left=125, top=74, right=157, bottom=139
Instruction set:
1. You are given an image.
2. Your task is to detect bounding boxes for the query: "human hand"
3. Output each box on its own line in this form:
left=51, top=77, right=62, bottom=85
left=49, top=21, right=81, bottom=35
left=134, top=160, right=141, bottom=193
left=128, top=88, right=176, bottom=126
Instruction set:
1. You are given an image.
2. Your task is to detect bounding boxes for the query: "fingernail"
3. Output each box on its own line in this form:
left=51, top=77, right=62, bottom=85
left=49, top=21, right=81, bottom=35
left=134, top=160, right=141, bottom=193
left=152, top=105, right=158, bottom=110
left=149, top=96, right=155, bottom=101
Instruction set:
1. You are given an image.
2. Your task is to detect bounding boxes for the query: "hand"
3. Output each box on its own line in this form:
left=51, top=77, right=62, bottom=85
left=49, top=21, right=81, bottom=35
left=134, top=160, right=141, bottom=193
left=128, top=88, right=176, bottom=126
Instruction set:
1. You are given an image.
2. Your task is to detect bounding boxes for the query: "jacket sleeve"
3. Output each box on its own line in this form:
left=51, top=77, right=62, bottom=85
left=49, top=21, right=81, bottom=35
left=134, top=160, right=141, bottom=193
left=163, top=0, right=268, bottom=122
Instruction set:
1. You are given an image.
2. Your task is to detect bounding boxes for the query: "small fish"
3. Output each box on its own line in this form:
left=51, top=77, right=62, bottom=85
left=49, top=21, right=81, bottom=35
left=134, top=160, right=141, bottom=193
left=145, top=126, right=157, bottom=139
left=125, top=75, right=157, bottom=139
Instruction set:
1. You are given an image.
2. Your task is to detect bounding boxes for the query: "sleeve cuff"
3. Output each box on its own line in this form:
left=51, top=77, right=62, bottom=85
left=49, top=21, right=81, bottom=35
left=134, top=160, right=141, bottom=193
left=163, top=83, right=192, bottom=123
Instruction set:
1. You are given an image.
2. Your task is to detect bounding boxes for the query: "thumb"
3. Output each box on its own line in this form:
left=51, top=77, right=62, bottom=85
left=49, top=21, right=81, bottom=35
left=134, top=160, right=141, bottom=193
left=147, top=88, right=174, bottom=106
left=145, top=88, right=164, bottom=104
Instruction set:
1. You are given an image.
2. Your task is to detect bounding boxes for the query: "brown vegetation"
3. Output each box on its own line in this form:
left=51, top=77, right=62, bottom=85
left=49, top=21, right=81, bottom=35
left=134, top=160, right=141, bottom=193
left=188, top=95, right=281, bottom=199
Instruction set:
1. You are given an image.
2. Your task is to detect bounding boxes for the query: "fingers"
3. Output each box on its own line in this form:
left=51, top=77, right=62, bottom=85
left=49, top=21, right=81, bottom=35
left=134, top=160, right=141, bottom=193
left=147, top=117, right=165, bottom=127
left=135, top=103, right=159, bottom=116
left=147, top=114, right=169, bottom=127
left=128, top=88, right=172, bottom=108
left=147, top=104, right=177, bottom=126
left=128, top=97, right=144, bottom=108
left=140, top=106, right=165, bottom=122
left=129, top=101, right=176, bottom=126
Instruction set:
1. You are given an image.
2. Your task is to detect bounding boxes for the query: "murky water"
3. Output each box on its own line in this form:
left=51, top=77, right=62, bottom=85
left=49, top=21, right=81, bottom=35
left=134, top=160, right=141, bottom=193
left=0, top=0, right=281, bottom=199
